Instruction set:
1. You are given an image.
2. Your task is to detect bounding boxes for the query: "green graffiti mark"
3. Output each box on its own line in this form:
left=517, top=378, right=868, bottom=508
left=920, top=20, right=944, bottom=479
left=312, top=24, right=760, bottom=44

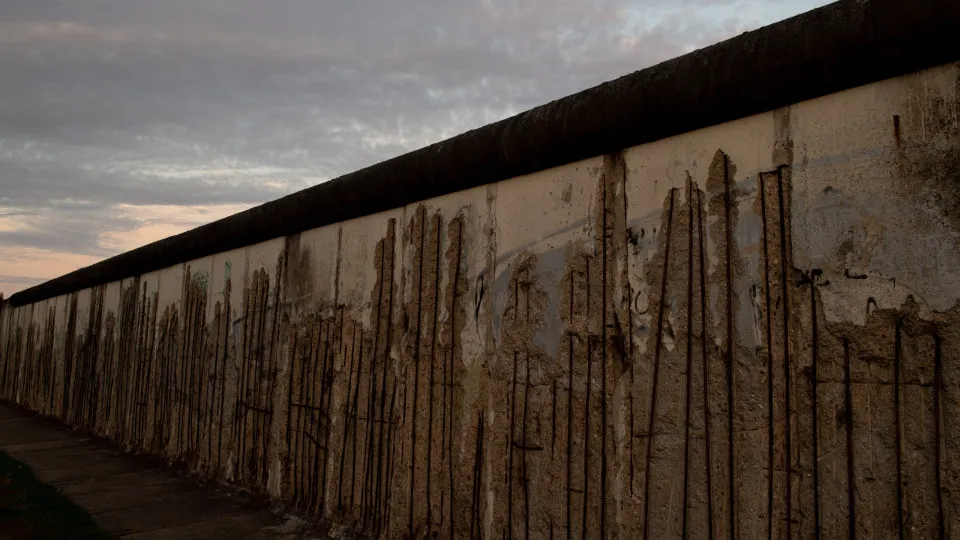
left=192, top=272, right=210, bottom=291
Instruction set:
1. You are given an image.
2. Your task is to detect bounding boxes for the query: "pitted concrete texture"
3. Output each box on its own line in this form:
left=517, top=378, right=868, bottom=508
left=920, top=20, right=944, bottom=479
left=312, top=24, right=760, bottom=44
left=0, top=405, right=325, bottom=539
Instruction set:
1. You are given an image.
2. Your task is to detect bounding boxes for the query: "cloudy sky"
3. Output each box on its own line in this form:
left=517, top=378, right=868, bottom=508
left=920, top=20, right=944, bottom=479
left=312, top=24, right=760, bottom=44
left=0, top=0, right=831, bottom=295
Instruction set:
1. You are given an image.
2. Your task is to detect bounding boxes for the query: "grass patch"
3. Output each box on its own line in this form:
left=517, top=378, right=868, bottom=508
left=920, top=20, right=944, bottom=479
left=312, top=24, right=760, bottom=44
left=0, top=450, right=114, bottom=539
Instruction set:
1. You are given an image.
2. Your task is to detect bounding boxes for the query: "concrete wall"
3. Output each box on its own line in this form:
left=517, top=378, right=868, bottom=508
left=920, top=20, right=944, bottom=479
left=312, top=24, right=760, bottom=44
left=2, top=16, right=960, bottom=540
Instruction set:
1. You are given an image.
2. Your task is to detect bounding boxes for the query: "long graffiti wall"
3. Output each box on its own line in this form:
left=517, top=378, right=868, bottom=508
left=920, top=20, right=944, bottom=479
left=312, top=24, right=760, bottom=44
left=2, top=27, right=960, bottom=540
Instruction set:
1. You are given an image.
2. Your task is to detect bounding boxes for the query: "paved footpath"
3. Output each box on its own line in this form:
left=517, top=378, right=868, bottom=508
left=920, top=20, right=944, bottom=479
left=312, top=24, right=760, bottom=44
left=0, top=405, right=326, bottom=539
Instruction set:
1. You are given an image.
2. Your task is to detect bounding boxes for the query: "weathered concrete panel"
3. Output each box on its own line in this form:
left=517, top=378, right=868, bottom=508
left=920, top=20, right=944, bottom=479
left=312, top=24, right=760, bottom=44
left=206, top=248, right=244, bottom=480
left=788, top=61, right=960, bottom=540
left=619, top=109, right=777, bottom=540
left=229, top=240, right=285, bottom=495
